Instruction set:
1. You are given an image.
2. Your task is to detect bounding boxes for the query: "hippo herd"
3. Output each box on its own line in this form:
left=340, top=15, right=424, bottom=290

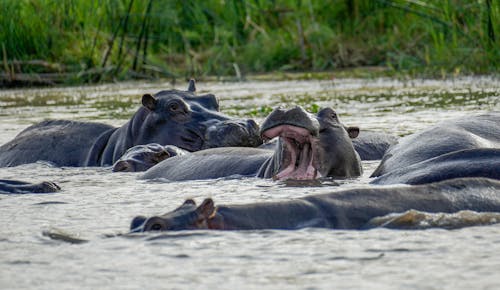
left=0, top=80, right=260, bottom=167
left=140, top=106, right=363, bottom=181
left=1, top=80, right=499, bottom=232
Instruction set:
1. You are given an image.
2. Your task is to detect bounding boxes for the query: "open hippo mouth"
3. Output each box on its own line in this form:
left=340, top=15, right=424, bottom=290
left=261, top=107, right=321, bottom=180
left=262, top=125, right=320, bottom=180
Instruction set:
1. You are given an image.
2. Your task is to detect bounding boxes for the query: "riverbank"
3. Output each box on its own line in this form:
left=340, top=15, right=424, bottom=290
left=0, top=66, right=392, bottom=87
left=1, top=0, right=498, bottom=87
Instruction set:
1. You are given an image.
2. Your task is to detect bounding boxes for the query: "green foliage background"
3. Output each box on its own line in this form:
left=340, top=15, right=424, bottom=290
left=1, top=0, right=498, bottom=84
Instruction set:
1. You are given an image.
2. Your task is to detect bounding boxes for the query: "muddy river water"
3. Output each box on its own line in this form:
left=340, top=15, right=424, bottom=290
left=0, top=77, right=499, bottom=289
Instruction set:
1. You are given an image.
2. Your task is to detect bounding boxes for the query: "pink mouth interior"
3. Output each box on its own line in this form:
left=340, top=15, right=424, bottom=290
left=262, top=125, right=321, bottom=180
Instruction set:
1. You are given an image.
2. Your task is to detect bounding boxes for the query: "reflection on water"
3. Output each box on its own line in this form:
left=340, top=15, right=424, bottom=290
left=0, top=77, right=499, bottom=289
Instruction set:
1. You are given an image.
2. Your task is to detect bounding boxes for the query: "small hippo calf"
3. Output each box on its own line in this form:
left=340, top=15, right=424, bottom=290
left=112, top=144, right=188, bottom=172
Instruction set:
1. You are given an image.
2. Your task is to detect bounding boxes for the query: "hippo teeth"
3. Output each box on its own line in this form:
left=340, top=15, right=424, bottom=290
left=263, top=125, right=319, bottom=180
left=262, top=125, right=312, bottom=140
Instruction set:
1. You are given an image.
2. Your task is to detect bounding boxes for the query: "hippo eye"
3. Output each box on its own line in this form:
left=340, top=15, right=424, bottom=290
left=169, top=103, right=179, bottom=111
left=151, top=224, right=163, bottom=231
left=318, top=108, right=337, bottom=120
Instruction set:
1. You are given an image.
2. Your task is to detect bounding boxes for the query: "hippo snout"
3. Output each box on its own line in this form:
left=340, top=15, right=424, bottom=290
left=260, top=107, right=320, bottom=137
left=247, top=119, right=259, bottom=133
left=204, top=119, right=262, bottom=148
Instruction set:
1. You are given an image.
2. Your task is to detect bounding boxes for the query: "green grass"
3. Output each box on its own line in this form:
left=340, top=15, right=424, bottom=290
left=0, top=0, right=498, bottom=85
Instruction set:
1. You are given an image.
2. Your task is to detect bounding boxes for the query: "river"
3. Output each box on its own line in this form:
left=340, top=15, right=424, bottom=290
left=0, top=77, right=499, bottom=289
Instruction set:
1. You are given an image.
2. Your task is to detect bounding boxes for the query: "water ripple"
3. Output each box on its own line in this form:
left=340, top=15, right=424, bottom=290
left=0, top=78, right=499, bottom=289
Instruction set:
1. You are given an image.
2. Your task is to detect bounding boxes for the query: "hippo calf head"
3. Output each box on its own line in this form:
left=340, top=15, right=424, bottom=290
left=112, top=144, right=188, bottom=172
left=132, top=80, right=262, bottom=153
left=130, top=198, right=217, bottom=232
left=259, top=106, right=362, bottom=180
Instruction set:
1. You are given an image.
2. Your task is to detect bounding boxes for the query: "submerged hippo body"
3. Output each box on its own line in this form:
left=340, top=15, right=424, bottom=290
left=141, top=106, right=362, bottom=181
left=130, top=177, right=500, bottom=231
left=0, top=179, right=60, bottom=194
left=372, top=148, right=500, bottom=185
left=115, top=130, right=395, bottom=173
left=0, top=81, right=261, bottom=167
left=371, top=112, right=500, bottom=185
left=351, top=131, right=397, bottom=160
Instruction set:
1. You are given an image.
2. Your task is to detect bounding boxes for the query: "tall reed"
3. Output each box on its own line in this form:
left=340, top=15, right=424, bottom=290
left=0, top=0, right=498, bottom=85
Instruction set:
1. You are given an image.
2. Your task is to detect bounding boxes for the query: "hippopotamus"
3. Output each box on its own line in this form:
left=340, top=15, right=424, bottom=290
left=140, top=106, right=362, bottom=181
left=0, top=80, right=261, bottom=167
left=371, top=112, right=500, bottom=185
left=0, top=179, right=60, bottom=194
left=130, top=177, right=500, bottom=231
left=112, top=143, right=188, bottom=172
left=351, top=131, right=397, bottom=160
left=113, top=130, right=394, bottom=172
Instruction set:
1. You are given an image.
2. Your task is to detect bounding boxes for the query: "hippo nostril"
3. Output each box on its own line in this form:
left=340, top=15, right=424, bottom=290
left=247, top=119, right=259, bottom=132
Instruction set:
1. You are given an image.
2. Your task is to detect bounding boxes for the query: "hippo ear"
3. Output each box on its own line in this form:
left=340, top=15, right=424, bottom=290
left=196, top=198, right=215, bottom=218
left=142, top=94, right=157, bottom=111
left=346, top=126, right=360, bottom=139
left=174, top=199, right=196, bottom=211
left=187, top=79, right=196, bottom=92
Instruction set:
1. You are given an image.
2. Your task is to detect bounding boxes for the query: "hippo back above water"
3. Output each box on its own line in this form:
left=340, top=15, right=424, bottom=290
left=371, top=112, right=500, bottom=185
left=0, top=80, right=261, bottom=167
left=131, top=178, right=500, bottom=232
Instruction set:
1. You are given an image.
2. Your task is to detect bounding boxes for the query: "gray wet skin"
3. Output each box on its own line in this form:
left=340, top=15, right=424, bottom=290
left=258, top=106, right=362, bottom=179
left=0, top=80, right=262, bottom=167
left=130, top=177, right=500, bottom=232
left=350, top=131, right=397, bottom=160
left=141, top=106, right=362, bottom=181
left=371, top=112, right=500, bottom=185
left=113, top=115, right=394, bottom=173
left=0, top=179, right=60, bottom=194
left=112, top=143, right=188, bottom=172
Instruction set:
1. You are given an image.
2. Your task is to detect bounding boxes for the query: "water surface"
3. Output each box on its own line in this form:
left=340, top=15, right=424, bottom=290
left=0, top=77, right=499, bottom=289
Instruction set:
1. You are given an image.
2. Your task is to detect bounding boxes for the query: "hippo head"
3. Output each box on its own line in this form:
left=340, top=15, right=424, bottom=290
left=259, top=106, right=362, bottom=180
left=131, top=80, right=262, bottom=153
left=112, top=144, right=188, bottom=172
left=130, top=198, right=217, bottom=232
